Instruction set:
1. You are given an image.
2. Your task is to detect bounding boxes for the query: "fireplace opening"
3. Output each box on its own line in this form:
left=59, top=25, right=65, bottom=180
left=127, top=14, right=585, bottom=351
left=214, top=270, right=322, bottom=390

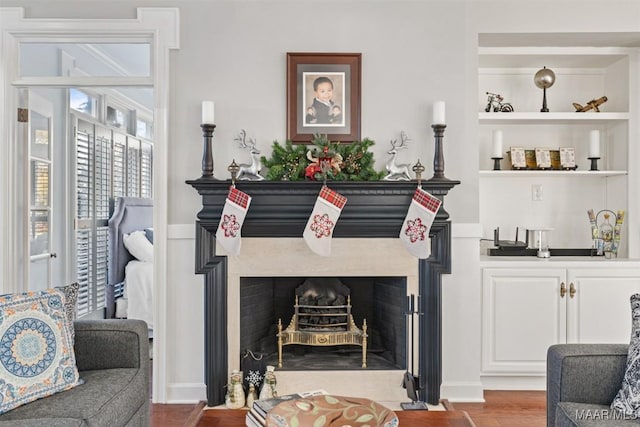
left=240, top=276, right=407, bottom=371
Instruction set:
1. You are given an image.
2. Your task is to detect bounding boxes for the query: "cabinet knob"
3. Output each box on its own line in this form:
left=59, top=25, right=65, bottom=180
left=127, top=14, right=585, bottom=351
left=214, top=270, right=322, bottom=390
left=570, top=282, right=576, bottom=298
left=560, top=282, right=566, bottom=298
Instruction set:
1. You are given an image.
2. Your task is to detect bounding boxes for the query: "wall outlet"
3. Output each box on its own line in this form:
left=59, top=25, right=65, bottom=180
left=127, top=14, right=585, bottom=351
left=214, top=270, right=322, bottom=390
left=531, top=184, right=543, bottom=201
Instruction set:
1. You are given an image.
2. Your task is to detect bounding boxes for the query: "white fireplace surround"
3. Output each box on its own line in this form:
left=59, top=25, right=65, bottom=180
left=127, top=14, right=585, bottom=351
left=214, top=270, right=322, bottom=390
left=222, top=237, right=420, bottom=403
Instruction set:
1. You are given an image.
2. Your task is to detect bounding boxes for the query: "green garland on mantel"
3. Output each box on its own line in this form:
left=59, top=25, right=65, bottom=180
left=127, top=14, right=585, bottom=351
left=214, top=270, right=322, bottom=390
left=260, top=134, right=386, bottom=181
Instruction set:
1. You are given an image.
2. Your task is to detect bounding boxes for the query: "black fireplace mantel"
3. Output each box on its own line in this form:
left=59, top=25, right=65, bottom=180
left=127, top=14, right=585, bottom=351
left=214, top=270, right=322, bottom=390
left=187, top=178, right=459, bottom=406
left=187, top=179, right=459, bottom=236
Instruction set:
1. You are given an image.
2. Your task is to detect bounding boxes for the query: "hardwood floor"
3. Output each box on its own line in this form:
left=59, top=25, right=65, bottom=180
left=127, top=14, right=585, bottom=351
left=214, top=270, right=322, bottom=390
left=150, top=390, right=547, bottom=427
left=452, top=391, right=547, bottom=427
left=150, top=402, right=201, bottom=427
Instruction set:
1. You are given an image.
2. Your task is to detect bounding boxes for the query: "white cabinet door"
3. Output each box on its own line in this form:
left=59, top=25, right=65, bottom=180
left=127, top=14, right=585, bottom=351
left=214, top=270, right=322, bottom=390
left=482, top=268, right=567, bottom=374
left=567, top=267, right=640, bottom=344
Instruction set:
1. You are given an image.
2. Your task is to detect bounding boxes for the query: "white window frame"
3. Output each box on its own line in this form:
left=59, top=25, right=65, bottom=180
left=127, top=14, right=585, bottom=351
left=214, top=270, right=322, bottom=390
left=0, top=7, right=179, bottom=403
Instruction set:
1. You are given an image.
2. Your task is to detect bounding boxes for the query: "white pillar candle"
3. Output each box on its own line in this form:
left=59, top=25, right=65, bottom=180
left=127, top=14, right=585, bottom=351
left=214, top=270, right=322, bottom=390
left=202, top=101, right=215, bottom=125
left=589, top=130, right=600, bottom=158
left=433, top=101, right=446, bottom=125
left=492, top=130, right=503, bottom=158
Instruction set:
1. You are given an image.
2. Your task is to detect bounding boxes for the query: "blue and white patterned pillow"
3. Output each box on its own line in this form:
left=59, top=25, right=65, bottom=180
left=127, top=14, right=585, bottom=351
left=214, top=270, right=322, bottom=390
left=0, top=288, right=82, bottom=414
left=611, top=293, right=640, bottom=416
left=54, top=282, right=79, bottom=342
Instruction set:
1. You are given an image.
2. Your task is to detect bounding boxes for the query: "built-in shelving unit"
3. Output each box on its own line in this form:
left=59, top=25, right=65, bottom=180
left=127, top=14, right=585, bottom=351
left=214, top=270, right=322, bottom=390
left=478, top=35, right=638, bottom=256
left=478, top=34, right=640, bottom=390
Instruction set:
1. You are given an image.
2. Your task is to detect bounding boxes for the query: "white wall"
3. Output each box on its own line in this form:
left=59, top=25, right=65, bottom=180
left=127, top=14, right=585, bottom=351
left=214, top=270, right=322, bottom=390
left=442, top=224, right=483, bottom=401
left=2, top=0, right=640, bottom=403
left=167, top=0, right=473, bottom=223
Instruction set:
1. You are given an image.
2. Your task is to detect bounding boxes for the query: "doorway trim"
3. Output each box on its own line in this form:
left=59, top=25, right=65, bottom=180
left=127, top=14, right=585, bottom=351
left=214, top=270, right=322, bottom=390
left=0, top=7, right=180, bottom=403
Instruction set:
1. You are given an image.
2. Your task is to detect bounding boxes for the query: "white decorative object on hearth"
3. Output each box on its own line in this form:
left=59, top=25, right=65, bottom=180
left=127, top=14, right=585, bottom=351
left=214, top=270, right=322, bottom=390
left=225, top=370, right=245, bottom=409
left=246, top=383, right=257, bottom=408
left=259, top=365, right=278, bottom=400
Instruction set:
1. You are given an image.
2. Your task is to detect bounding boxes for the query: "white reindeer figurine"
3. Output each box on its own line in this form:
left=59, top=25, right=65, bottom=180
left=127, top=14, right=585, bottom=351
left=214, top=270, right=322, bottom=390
left=382, top=131, right=412, bottom=181
left=235, top=129, right=265, bottom=181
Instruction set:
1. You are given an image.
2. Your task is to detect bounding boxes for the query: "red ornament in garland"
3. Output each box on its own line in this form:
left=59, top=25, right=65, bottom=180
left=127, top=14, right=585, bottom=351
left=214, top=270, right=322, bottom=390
left=306, top=145, right=343, bottom=181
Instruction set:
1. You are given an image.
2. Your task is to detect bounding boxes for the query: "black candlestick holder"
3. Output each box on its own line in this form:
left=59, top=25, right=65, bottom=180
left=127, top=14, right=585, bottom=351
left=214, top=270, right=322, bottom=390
left=588, top=157, right=600, bottom=171
left=201, top=124, right=217, bottom=178
left=540, top=87, right=549, bottom=113
left=491, top=157, right=503, bottom=171
left=427, top=124, right=450, bottom=182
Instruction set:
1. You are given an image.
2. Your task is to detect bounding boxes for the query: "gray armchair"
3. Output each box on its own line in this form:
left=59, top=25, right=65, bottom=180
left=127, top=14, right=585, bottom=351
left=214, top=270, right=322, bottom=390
left=547, top=344, right=630, bottom=427
left=0, top=319, right=150, bottom=426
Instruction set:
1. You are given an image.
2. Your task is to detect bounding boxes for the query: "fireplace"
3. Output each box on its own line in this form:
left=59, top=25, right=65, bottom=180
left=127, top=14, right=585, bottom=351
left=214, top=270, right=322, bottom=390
left=187, top=180, right=458, bottom=406
left=240, top=276, right=407, bottom=371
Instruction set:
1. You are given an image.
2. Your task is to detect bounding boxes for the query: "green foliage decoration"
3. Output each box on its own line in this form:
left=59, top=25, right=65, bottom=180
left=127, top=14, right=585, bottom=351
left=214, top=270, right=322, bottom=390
left=260, top=140, right=308, bottom=181
left=260, top=133, right=385, bottom=181
left=336, top=137, right=385, bottom=181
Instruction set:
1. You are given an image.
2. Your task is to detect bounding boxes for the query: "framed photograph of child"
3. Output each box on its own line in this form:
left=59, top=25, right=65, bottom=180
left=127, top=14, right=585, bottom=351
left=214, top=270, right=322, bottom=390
left=287, top=52, right=361, bottom=143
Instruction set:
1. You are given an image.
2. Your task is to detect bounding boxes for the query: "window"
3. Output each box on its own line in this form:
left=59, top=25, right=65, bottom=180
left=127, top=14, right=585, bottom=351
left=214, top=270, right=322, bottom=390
left=106, top=105, right=127, bottom=128
left=29, top=160, right=50, bottom=256
left=74, top=117, right=152, bottom=317
left=70, top=89, right=97, bottom=117
left=136, top=117, right=153, bottom=139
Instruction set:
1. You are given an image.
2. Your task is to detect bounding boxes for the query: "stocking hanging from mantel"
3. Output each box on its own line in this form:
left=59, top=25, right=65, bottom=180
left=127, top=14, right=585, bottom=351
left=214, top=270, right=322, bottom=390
left=303, top=185, right=347, bottom=257
left=400, top=187, right=442, bottom=259
left=215, top=186, right=252, bottom=256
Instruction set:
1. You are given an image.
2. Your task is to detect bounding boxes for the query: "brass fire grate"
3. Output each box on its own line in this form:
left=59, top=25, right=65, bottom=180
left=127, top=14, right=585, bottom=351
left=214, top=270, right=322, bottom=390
left=277, top=295, right=367, bottom=368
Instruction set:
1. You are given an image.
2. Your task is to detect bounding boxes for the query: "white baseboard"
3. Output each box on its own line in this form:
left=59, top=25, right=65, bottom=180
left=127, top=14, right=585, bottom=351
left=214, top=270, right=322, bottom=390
left=480, top=375, right=546, bottom=391
left=440, top=381, right=485, bottom=403
left=163, top=382, right=206, bottom=404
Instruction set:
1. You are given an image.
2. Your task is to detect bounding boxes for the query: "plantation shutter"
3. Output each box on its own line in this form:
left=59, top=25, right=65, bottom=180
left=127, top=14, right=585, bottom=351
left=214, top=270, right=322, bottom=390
left=73, top=116, right=153, bottom=318
left=94, top=130, right=111, bottom=312
left=126, top=136, right=140, bottom=196
left=140, top=141, right=153, bottom=199
left=75, top=120, right=94, bottom=316
left=75, top=122, right=92, bottom=315
left=112, top=133, right=127, bottom=198
left=75, top=119, right=109, bottom=317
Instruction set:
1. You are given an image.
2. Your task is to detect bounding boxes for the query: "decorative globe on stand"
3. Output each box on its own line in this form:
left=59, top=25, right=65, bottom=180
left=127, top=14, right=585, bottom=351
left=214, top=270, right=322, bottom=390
left=534, top=66, right=556, bottom=112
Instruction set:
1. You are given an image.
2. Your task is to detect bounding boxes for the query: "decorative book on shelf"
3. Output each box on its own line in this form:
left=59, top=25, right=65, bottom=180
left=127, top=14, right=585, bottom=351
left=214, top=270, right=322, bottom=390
left=245, top=410, right=263, bottom=427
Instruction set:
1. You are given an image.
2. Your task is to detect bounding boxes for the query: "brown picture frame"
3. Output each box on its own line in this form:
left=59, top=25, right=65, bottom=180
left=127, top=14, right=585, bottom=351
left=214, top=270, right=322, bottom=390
left=287, top=52, right=361, bottom=143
